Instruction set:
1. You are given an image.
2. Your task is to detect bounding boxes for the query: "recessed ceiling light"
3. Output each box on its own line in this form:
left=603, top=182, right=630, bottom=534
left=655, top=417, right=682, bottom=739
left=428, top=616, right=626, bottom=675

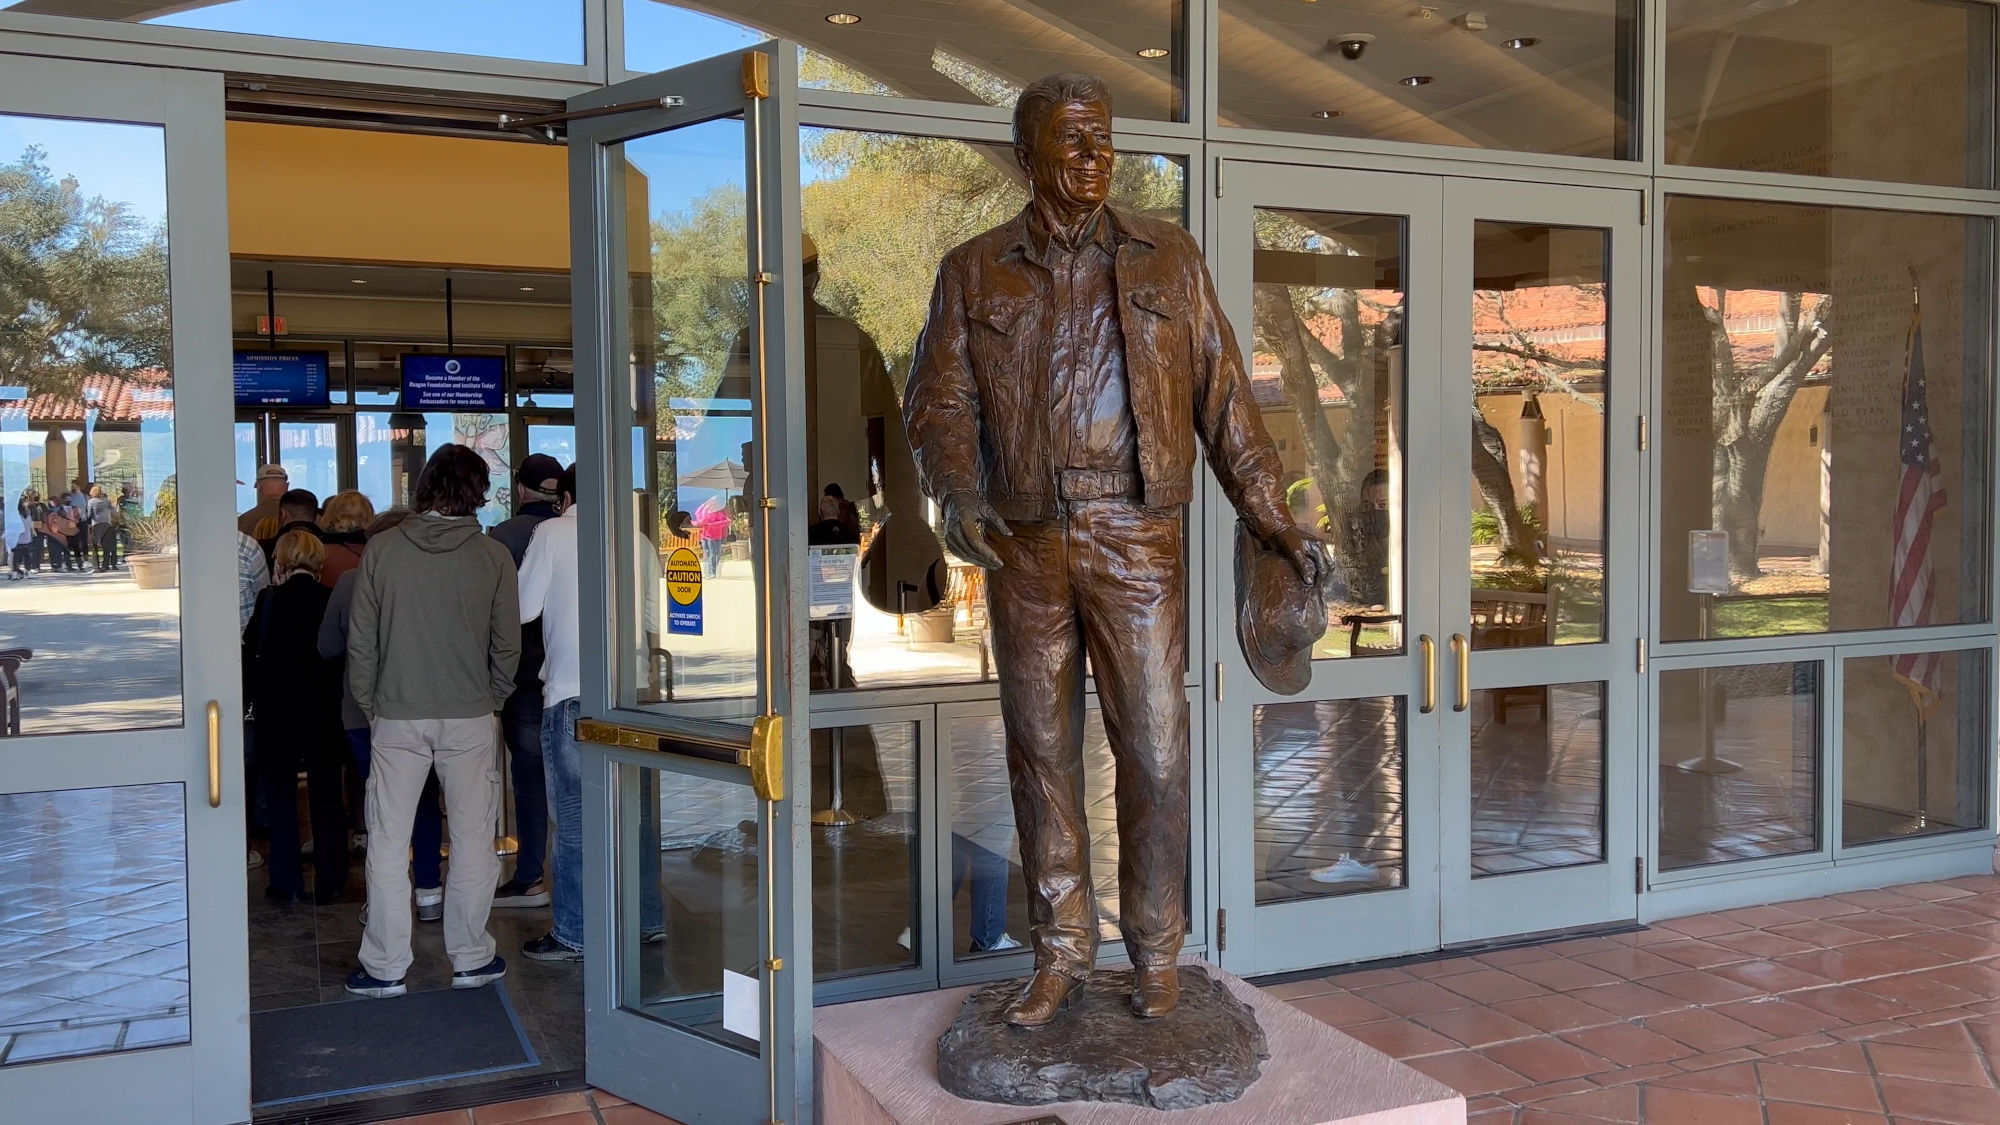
left=1504, top=37, right=1540, bottom=49
left=1137, top=47, right=1169, bottom=59
left=519, top=286, right=536, bottom=292
left=349, top=278, right=368, bottom=285
left=1400, top=75, right=1434, bottom=86
left=824, top=12, right=860, bottom=25
left=1310, top=109, right=1343, bottom=119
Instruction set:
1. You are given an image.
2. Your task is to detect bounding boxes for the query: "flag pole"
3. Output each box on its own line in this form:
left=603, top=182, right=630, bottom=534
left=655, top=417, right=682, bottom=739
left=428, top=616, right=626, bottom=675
left=1915, top=711, right=1929, bottom=831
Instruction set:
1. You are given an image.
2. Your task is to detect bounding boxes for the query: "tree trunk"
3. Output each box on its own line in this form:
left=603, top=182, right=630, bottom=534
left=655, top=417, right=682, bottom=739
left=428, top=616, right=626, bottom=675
left=1255, top=285, right=1358, bottom=580
left=1471, top=410, right=1534, bottom=561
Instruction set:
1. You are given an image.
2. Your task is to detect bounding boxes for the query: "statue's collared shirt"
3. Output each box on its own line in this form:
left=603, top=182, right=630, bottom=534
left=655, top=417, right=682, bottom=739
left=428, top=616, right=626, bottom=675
left=1015, top=206, right=1140, bottom=482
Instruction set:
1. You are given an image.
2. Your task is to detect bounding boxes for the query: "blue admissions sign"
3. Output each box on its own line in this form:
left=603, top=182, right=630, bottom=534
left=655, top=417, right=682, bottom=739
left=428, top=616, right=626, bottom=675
left=402, top=354, right=506, bottom=410
left=233, top=351, right=330, bottom=407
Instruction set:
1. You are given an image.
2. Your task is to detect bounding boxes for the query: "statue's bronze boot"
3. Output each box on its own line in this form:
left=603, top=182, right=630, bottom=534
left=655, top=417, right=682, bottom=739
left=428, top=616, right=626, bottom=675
left=1131, top=964, right=1180, bottom=1018
left=1004, top=969, right=1081, bottom=1028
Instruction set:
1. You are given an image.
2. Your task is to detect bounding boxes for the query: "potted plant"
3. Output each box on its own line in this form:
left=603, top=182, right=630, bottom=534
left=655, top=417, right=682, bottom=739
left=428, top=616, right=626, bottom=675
left=125, top=486, right=179, bottom=591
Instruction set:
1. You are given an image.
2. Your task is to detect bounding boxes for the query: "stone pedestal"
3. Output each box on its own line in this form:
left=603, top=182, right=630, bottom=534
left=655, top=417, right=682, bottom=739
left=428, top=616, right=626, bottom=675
left=936, top=968, right=1266, bottom=1110
left=814, top=962, right=1465, bottom=1124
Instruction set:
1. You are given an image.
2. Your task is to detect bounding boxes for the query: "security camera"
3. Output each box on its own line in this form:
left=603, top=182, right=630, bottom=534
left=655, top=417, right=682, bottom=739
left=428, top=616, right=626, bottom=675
left=1333, top=33, right=1375, bottom=61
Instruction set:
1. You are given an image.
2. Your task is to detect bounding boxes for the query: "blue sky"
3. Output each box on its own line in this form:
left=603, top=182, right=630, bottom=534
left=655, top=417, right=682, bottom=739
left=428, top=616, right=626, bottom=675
left=144, top=0, right=588, bottom=64
left=0, top=114, right=167, bottom=226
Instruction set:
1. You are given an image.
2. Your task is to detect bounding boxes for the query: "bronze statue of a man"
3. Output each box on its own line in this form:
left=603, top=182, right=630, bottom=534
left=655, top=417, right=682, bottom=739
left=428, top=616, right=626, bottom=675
left=904, top=74, right=1319, bottom=1028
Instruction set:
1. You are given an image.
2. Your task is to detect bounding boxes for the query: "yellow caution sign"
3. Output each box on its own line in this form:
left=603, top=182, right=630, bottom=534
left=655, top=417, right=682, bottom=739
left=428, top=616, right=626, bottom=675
left=667, top=546, right=703, bottom=634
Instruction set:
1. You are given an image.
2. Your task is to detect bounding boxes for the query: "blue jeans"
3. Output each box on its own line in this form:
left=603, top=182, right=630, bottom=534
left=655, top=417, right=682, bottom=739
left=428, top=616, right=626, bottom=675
left=347, top=727, right=444, bottom=890
left=501, top=686, right=547, bottom=886
left=544, top=698, right=662, bottom=950
left=952, top=834, right=1009, bottom=951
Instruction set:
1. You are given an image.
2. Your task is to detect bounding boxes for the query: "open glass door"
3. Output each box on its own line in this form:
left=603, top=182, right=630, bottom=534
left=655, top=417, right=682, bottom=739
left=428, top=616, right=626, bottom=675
left=567, top=42, right=811, bottom=1125
left=0, top=54, right=247, bottom=1123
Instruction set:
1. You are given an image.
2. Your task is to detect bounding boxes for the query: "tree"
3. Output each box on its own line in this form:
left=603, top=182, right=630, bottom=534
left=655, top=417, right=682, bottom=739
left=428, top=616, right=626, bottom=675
left=0, top=148, right=169, bottom=402
left=1686, top=286, right=1832, bottom=580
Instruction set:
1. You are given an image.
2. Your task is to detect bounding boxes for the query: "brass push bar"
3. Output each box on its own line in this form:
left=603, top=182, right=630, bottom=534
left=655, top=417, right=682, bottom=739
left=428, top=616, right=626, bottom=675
left=1419, top=635, right=1437, bottom=714
left=1451, top=633, right=1470, bottom=713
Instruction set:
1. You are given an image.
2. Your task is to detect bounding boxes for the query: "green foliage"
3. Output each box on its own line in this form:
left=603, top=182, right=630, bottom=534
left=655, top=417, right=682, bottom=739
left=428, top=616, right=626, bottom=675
left=0, top=148, right=170, bottom=401
left=1470, top=505, right=1543, bottom=547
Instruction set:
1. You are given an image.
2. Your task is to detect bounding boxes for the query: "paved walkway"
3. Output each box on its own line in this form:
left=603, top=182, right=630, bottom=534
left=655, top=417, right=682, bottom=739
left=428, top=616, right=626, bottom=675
left=378, top=876, right=2000, bottom=1125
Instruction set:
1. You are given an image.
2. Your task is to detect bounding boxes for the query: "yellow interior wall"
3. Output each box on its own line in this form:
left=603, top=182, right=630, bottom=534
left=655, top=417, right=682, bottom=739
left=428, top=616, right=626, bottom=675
left=225, top=121, right=571, bottom=270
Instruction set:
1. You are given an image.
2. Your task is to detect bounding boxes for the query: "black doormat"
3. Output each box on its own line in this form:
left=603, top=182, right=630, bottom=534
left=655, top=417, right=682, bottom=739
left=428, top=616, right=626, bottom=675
left=252, top=985, right=539, bottom=1108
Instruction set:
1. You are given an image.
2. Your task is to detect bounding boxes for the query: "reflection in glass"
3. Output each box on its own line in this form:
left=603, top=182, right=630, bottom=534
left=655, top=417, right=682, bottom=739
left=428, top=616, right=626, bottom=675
left=799, top=128, right=1185, bottom=690
left=1843, top=649, right=1990, bottom=845
left=234, top=420, right=259, bottom=516
left=1660, top=198, right=1992, bottom=642
left=1253, top=698, right=1405, bottom=903
left=515, top=346, right=574, bottom=408
left=627, top=763, right=753, bottom=1053
left=0, top=115, right=180, bottom=734
left=625, top=1, right=1185, bottom=121
left=951, top=711, right=1164, bottom=957
left=1469, top=223, right=1608, bottom=650
left=1250, top=209, right=1404, bottom=659
left=809, top=723, right=917, bottom=979
left=0, top=784, right=190, bottom=1065
left=1219, top=0, right=1637, bottom=158
left=1470, top=682, right=1605, bottom=877
left=1658, top=662, right=1819, bottom=871
left=275, top=419, right=339, bottom=507
left=614, top=118, right=758, bottom=716
left=354, top=411, right=512, bottom=527
left=1665, top=0, right=1995, bottom=189
left=130, top=0, right=586, bottom=64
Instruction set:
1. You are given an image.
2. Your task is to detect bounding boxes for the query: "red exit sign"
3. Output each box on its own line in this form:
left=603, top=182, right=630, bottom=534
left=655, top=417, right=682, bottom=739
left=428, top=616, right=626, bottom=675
left=256, top=314, right=288, bottom=335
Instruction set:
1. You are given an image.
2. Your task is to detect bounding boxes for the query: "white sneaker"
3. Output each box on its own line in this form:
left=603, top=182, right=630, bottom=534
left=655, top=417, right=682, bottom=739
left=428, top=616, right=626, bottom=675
left=247, top=850, right=264, bottom=870
left=415, top=885, right=444, bottom=923
left=1308, top=855, right=1381, bottom=885
left=896, top=927, right=912, bottom=950
left=984, top=933, right=1024, bottom=953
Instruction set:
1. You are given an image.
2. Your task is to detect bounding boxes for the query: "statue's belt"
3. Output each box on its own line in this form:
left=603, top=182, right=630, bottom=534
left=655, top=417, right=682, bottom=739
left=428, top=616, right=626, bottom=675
left=1055, top=469, right=1141, bottom=502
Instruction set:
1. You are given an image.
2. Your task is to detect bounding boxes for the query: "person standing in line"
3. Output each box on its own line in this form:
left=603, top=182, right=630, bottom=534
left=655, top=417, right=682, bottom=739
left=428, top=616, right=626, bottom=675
left=259, top=488, right=323, bottom=567
left=85, top=484, right=116, bottom=572
left=343, top=445, right=520, bottom=998
left=239, top=464, right=287, bottom=536
left=518, top=467, right=663, bottom=961
left=44, top=493, right=82, bottom=572
left=245, top=530, right=349, bottom=903
left=317, top=490, right=374, bottom=588
left=18, top=490, right=49, bottom=572
left=320, top=508, right=448, bottom=922
left=485, top=453, right=564, bottom=910
left=9, top=520, right=31, bottom=580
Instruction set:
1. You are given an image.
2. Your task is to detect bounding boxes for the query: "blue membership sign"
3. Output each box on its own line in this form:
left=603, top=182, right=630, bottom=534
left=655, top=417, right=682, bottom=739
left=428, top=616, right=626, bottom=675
left=402, top=354, right=506, bottom=410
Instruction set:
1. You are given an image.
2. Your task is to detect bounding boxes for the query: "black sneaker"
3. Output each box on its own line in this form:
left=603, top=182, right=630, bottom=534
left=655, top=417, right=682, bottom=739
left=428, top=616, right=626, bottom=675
left=344, top=966, right=407, bottom=998
left=522, top=933, right=583, bottom=962
left=452, top=956, right=507, bottom=989
left=492, top=877, right=550, bottom=908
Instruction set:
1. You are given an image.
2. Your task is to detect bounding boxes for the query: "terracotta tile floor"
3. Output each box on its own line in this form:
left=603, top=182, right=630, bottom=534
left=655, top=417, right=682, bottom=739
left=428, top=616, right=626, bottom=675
left=376, top=877, right=2000, bottom=1125
left=1273, top=875, right=2000, bottom=1123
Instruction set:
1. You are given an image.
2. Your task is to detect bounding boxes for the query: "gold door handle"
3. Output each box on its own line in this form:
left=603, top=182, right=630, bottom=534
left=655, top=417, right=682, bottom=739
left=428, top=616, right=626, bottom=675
left=206, top=700, right=221, bottom=808
left=1419, top=635, right=1437, bottom=714
left=1451, top=634, right=1470, bottom=713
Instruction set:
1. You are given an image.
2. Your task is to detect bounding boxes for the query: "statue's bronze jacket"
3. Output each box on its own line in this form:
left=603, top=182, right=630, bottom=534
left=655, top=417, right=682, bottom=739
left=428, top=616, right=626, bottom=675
left=904, top=203, right=1291, bottom=539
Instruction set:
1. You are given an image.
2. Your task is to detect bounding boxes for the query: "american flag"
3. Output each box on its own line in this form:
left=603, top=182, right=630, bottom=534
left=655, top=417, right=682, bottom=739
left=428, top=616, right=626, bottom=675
left=1890, top=297, right=1946, bottom=714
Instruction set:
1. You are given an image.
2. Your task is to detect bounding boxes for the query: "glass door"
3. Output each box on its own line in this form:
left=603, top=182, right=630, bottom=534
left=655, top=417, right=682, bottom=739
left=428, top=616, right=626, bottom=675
left=1213, top=165, right=1450, bottom=974
left=1438, top=180, right=1643, bottom=944
left=0, top=56, right=248, bottom=1122
left=1214, top=163, right=1643, bottom=975
left=567, top=43, right=812, bottom=1125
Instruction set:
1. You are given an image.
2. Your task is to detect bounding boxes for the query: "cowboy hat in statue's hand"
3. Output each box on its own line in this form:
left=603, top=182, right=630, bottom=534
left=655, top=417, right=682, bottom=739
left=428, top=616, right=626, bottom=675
left=1235, top=523, right=1334, bottom=695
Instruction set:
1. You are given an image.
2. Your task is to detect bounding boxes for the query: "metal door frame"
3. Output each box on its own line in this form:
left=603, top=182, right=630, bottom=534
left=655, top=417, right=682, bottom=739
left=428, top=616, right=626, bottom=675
left=0, top=52, right=247, bottom=1124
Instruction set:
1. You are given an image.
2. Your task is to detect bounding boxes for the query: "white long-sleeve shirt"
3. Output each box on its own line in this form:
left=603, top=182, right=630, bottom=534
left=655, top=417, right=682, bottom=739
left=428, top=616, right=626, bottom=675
left=517, top=507, right=581, bottom=706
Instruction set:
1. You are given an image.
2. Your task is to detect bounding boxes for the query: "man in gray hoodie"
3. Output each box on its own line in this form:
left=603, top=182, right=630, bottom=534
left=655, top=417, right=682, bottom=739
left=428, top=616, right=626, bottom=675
left=344, top=444, right=521, bottom=997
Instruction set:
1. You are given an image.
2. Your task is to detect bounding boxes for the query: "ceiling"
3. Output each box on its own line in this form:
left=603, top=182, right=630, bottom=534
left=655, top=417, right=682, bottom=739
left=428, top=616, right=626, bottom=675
left=230, top=259, right=571, bottom=305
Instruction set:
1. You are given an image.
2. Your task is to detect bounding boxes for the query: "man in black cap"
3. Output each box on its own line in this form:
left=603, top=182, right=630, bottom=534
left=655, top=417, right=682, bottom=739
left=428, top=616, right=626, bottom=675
left=486, top=452, right=564, bottom=908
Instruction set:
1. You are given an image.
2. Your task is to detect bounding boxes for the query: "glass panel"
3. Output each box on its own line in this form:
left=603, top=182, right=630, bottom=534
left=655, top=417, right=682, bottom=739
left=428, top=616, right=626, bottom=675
left=615, top=118, right=758, bottom=717
left=1660, top=198, right=1992, bottom=641
left=355, top=411, right=512, bottom=526
left=274, top=419, right=339, bottom=508
left=799, top=128, right=1186, bottom=690
left=1251, top=208, right=1405, bottom=660
left=625, top=2, right=1185, bottom=122
left=525, top=421, right=576, bottom=468
left=1470, top=681, right=1605, bottom=877
left=1218, top=0, right=1638, bottom=159
left=627, top=763, right=754, bottom=1053
left=1253, top=697, right=1405, bottom=903
left=1843, top=648, right=1990, bottom=844
left=1658, top=661, right=1820, bottom=871
left=515, top=346, right=574, bottom=408
left=351, top=342, right=401, bottom=406
left=0, top=0, right=591, bottom=65
left=1470, top=222, right=1608, bottom=650
left=0, top=114, right=180, bottom=734
left=234, top=419, right=260, bottom=516
left=950, top=709, right=1173, bottom=958
left=1665, top=0, right=1996, bottom=189
left=0, top=784, right=190, bottom=1065
left=809, top=722, right=917, bottom=980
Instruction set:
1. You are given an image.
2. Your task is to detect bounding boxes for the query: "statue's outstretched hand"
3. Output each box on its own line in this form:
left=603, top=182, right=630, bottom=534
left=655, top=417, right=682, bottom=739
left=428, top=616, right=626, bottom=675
left=943, top=490, right=1011, bottom=570
left=1274, top=526, right=1325, bottom=587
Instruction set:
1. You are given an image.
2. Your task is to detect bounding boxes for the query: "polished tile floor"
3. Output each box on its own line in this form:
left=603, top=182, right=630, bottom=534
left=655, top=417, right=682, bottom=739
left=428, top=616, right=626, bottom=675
left=371, top=1089, right=672, bottom=1125
left=1273, top=874, right=2000, bottom=1123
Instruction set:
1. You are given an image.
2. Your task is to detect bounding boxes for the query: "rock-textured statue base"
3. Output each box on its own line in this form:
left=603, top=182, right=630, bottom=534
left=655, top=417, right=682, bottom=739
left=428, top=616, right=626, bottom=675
left=935, top=967, right=1268, bottom=1110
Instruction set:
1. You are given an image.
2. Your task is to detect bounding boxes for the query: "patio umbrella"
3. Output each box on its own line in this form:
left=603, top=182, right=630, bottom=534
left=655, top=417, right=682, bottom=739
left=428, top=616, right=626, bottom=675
left=678, top=459, right=747, bottom=496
